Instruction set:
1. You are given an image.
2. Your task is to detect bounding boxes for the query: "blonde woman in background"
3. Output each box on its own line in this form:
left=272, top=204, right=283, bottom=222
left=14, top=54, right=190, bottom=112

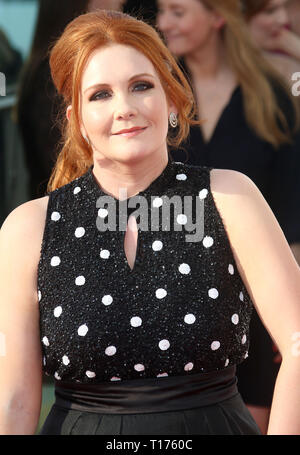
left=157, top=0, right=300, bottom=434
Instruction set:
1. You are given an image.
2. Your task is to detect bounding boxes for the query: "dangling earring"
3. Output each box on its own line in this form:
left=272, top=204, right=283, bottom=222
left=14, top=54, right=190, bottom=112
left=169, top=112, right=178, bottom=128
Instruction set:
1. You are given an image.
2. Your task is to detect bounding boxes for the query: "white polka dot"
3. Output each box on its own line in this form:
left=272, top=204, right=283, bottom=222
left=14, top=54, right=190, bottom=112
left=102, top=295, right=113, bottom=305
left=110, top=376, right=121, bottom=381
left=42, top=336, right=49, bottom=346
left=157, top=372, right=168, bottom=377
left=184, top=362, right=194, bottom=371
left=51, top=211, right=61, bottom=221
left=208, top=288, right=219, bottom=299
left=50, top=256, right=61, bottom=267
left=38, top=290, right=42, bottom=301
left=228, top=264, right=234, bottom=275
left=242, top=334, right=247, bottom=344
left=179, top=263, right=191, bottom=275
left=75, top=227, right=85, bottom=238
left=177, top=214, right=187, bottom=225
left=78, top=324, right=88, bottom=336
left=134, top=364, right=145, bottom=372
left=130, top=316, right=142, bottom=327
left=231, top=314, right=239, bottom=325
left=98, top=208, right=108, bottom=218
left=75, top=275, right=85, bottom=286
left=239, top=292, right=244, bottom=301
left=62, top=355, right=70, bottom=366
left=54, top=372, right=61, bottom=380
left=73, top=186, right=81, bottom=195
left=156, top=288, right=167, bottom=299
left=86, top=371, right=96, bottom=378
left=211, top=341, right=221, bottom=351
left=100, top=249, right=110, bottom=259
left=105, top=345, right=117, bottom=356
left=158, top=339, right=170, bottom=351
left=184, top=314, right=196, bottom=324
left=102, top=295, right=113, bottom=306
left=199, top=189, right=208, bottom=200
left=54, top=306, right=62, bottom=318
left=152, top=240, right=163, bottom=251
left=225, top=358, right=229, bottom=367
left=203, top=236, right=214, bottom=248
left=153, top=197, right=163, bottom=208
left=176, top=173, right=187, bottom=181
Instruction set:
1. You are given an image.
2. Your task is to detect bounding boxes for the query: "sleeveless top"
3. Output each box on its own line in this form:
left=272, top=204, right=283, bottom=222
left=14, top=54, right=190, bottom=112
left=38, top=159, right=253, bottom=384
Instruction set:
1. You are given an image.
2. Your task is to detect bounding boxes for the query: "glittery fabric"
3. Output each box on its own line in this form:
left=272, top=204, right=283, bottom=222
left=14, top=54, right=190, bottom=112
left=38, top=160, right=253, bottom=384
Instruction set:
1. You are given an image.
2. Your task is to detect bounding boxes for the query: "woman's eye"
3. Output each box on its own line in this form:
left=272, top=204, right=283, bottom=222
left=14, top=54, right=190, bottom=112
left=173, top=10, right=184, bottom=17
left=90, top=90, right=111, bottom=101
left=132, top=82, right=154, bottom=92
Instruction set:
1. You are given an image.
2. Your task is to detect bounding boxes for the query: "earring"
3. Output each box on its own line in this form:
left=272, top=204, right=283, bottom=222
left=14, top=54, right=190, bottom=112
left=169, top=112, right=178, bottom=128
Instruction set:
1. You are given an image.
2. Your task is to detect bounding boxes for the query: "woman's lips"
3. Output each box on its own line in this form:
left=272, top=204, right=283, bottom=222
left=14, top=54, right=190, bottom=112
left=113, top=127, right=147, bottom=137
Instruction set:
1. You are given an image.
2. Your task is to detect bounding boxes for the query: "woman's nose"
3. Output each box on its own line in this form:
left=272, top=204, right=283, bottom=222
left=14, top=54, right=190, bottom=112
left=276, top=7, right=289, bottom=27
left=114, top=95, right=138, bottom=120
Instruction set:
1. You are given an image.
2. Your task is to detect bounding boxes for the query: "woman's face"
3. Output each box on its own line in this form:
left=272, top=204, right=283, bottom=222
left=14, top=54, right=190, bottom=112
left=157, top=0, right=223, bottom=57
left=77, top=44, right=175, bottom=166
left=247, top=0, right=290, bottom=48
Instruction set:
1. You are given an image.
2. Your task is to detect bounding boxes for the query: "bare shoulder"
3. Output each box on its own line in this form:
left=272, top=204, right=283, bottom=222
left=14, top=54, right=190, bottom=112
left=209, top=168, right=259, bottom=204
left=209, top=168, right=279, bottom=250
left=0, top=196, right=49, bottom=261
left=1, top=196, right=49, bottom=230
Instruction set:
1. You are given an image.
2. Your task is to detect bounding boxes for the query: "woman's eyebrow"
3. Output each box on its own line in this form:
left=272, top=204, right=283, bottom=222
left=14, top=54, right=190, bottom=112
left=83, top=73, right=155, bottom=94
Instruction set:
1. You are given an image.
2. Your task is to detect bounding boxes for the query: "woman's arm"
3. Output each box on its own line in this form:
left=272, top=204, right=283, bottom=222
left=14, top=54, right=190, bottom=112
left=211, top=169, right=300, bottom=435
left=0, top=197, right=48, bottom=434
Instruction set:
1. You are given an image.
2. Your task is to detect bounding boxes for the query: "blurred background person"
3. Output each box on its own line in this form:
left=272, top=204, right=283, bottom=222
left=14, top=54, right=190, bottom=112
left=244, top=0, right=300, bottom=88
left=286, top=0, right=300, bottom=37
left=157, top=0, right=300, bottom=434
left=16, top=0, right=126, bottom=200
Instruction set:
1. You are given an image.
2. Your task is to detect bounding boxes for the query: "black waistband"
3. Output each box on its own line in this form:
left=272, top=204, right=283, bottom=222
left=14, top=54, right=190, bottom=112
left=54, top=366, right=238, bottom=414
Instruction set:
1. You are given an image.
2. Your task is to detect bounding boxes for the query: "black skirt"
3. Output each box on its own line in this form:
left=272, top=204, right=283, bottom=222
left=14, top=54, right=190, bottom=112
left=39, top=366, right=261, bottom=435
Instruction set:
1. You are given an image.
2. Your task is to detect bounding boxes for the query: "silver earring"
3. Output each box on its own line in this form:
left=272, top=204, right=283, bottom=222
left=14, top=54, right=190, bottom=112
left=169, top=112, right=178, bottom=128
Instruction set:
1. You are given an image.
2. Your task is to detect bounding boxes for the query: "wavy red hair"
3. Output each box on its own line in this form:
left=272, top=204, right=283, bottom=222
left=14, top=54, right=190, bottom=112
left=48, top=10, right=197, bottom=191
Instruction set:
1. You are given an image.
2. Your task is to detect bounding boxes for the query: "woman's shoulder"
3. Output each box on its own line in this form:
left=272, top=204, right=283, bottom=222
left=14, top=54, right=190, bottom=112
left=0, top=196, right=49, bottom=249
left=209, top=168, right=273, bottom=241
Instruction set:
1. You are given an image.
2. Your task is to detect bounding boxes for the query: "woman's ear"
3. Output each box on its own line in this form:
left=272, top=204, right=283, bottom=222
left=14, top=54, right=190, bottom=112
left=67, top=104, right=88, bottom=139
left=66, top=105, right=72, bottom=121
left=212, top=13, right=226, bottom=30
left=168, top=101, right=178, bottom=117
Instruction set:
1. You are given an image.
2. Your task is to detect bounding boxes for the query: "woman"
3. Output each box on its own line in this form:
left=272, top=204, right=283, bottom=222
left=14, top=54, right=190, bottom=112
left=16, top=0, right=125, bottom=200
left=1, top=10, right=300, bottom=436
left=244, top=0, right=300, bottom=87
left=157, top=0, right=300, bottom=433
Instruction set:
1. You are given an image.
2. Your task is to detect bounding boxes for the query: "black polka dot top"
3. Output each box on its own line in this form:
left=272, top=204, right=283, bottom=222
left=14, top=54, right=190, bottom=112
left=38, top=159, right=253, bottom=383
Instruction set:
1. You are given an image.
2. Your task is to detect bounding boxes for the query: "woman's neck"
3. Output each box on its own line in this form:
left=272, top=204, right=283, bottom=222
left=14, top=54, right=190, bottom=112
left=92, top=151, right=169, bottom=201
left=184, top=35, right=231, bottom=81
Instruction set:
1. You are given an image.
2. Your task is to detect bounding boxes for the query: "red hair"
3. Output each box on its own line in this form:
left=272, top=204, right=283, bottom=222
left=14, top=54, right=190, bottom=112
left=48, top=10, right=197, bottom=191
